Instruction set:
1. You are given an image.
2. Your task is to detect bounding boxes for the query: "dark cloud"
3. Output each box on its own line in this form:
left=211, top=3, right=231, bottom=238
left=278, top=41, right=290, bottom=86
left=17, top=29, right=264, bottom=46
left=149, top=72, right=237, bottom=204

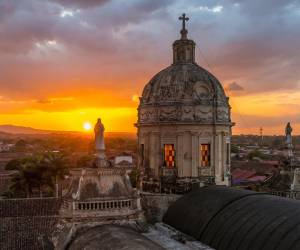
left=0, top=1, right=18, bottom=21
left=0, top=1, right=58, bottom=53
left=134, top=0, right=171, bottom=12
left=51, top=0, right=110, bottom=8
left=228, top=0, right=299, bottom=17
left=198, top=2, right=300, bottom=94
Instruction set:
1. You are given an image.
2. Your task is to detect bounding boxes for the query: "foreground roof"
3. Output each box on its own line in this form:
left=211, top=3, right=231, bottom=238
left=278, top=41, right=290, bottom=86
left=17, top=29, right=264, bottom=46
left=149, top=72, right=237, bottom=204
left=0, top=198, right=61, bottom=250
left=163, top=186, right=300, bottom=250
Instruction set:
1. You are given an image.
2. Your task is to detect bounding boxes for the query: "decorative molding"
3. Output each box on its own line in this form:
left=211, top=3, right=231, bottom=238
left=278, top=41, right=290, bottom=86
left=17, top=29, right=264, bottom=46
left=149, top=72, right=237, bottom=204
left=159, top=107, right=179, bottom=121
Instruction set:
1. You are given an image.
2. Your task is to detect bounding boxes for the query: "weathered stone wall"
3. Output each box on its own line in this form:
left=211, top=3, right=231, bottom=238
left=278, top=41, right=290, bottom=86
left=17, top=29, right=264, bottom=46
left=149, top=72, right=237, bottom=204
left=141, top=192, right=181, bottom=223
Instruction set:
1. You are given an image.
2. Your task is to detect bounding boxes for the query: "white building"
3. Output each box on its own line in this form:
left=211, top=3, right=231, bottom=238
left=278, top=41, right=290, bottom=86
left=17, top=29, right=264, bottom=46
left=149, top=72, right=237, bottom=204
left=0, top=142, right=14, bottom=152
left=114, top=156, right=133, bottom=165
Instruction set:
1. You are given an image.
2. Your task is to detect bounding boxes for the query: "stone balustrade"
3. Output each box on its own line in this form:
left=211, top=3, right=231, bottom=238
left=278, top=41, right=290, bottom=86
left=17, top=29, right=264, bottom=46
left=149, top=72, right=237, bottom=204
left=74, top=199, right=135, bottom=211
left=269, top=190, right=300, bottom=199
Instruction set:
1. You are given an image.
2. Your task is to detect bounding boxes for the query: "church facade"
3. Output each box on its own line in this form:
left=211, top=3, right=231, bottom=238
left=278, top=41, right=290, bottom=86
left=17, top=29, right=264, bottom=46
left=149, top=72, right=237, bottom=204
left=136, top=14, right=233, bottom=192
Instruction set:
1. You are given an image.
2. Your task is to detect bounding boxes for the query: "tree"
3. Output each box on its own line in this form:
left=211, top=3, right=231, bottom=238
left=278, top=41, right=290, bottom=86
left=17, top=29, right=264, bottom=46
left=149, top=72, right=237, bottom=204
left=4, top=153, right=70, bottom=198
left=231, top=145, right=239, bottom=154
left=6, top=156, right=42, bottom=198
left=248, top=149, right=264, bottom=160
left=5, top=159, right=22, bottom=171
left=41, top=152, right=70, bottom=197
left=76, top=155, right=94, bottom=168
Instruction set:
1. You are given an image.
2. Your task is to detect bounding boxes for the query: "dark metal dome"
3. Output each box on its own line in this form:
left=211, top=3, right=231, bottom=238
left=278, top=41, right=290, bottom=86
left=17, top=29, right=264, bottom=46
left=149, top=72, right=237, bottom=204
left=66, top=225, right=164, bottom=250
left=163, top=186, right=300, bottom=250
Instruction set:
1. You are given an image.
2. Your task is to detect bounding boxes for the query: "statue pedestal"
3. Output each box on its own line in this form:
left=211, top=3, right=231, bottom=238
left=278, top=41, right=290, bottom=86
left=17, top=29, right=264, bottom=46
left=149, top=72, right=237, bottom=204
left=96, top=158, right=109, bottom=168
left=96, top=149, right=106, bottom=160
left=95, top=149, right=109, bottom=168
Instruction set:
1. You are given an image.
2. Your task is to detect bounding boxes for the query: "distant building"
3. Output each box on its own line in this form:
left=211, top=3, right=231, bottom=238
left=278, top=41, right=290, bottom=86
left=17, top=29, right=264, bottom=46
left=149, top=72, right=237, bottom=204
left=0, top=142, right=14, bottom=152
left=114, top=155, right=133, bottom=166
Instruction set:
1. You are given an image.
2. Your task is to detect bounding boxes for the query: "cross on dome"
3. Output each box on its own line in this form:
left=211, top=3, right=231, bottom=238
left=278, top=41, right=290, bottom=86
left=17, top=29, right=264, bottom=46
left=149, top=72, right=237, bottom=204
left=179, top=13, right=189, bottom=39
left=179, top=13, right=189, bottom=30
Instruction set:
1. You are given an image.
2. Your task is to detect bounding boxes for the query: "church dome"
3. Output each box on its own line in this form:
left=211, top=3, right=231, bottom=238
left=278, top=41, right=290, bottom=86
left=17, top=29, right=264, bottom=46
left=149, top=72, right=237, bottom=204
left=141, top=63, right=228, bottom=106
left=138, top=15, right=230, bottom=125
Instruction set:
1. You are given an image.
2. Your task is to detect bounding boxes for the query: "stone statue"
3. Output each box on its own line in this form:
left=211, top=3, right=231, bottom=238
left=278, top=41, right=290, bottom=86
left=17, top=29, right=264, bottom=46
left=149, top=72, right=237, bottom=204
left=94, top=118, right=105, bottom=160
left=285, top=122, right=293, bottom=145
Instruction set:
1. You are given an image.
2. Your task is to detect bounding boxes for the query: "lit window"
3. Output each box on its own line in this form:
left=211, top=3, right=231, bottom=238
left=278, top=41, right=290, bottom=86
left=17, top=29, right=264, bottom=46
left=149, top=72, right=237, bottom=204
left=164, top=144, right=175, bottom=168
left=201, top=144, right=210, bottom=167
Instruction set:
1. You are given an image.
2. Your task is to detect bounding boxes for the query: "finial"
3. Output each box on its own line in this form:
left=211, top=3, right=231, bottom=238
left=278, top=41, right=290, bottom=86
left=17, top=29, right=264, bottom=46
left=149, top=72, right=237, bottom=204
left=179, top=13, right=189, bottom=39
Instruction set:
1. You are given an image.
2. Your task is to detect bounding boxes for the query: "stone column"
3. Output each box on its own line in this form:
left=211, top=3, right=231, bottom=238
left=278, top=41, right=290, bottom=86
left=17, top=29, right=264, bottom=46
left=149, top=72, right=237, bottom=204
left=221, top=133, right=226, bottom=181
left=224, top=135, right=231, bottom=186
left=182, top=132, right=192, bottom=177
left=149, top=132, right=160, bottom=177
left=177, top=133, right=184, bottom=177
left=144, top=132, right=151, bottom=174
left=215, top=132, right=223, bottom=184
left=191, top=132, right=199, bottom=177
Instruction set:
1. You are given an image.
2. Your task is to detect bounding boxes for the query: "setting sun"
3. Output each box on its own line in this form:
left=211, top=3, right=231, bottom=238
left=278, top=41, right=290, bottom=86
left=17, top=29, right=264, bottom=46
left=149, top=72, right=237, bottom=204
left=83, top=122, right=92, bottom=131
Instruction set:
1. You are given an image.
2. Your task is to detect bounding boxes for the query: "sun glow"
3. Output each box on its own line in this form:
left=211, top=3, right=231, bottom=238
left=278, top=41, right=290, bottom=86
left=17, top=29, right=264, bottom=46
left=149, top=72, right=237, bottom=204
left=83, top=121, right=92, bottom=131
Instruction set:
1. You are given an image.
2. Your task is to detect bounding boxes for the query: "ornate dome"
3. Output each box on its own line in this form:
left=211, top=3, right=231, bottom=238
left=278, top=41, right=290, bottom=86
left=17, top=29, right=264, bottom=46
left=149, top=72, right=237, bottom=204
left=141, top=63, right=228, bottom=105
left=137, top=15, right=230, bottom=126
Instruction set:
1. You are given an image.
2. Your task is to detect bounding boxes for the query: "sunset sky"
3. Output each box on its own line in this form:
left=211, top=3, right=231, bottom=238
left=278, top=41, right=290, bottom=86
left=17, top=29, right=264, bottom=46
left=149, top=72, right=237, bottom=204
left=1, top=0, right=300, bottom=135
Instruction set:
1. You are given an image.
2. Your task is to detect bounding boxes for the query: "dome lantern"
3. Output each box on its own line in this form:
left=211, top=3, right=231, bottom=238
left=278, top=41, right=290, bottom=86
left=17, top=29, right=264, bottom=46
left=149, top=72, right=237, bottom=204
left=173, top=13, right=196, bottom=64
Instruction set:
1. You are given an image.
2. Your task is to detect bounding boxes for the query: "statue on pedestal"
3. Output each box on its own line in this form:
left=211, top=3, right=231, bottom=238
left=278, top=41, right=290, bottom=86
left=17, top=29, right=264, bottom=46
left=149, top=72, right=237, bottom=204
left=94, top=118, right=106, bottom=166
left=95, top=118, right=105, bottom=152
left=285, top=122, right=293, bottom=145
left=285, top=122, right=293, bottom=160
left=285, top=122, right=299, bottom=192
